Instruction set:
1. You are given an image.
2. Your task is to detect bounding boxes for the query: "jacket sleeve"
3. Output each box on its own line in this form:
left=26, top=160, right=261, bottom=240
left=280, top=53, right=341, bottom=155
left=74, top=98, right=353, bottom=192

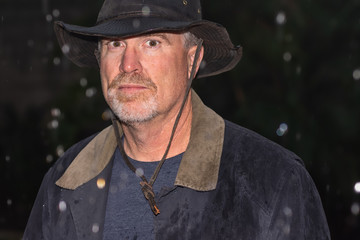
left=23, top=169, right=52, bottom=240
left=266, top=162, right=331, bottom=240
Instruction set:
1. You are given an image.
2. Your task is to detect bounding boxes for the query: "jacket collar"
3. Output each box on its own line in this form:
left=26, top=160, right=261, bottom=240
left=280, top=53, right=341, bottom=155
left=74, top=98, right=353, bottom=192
left=56, top=90, right=225, bottom=191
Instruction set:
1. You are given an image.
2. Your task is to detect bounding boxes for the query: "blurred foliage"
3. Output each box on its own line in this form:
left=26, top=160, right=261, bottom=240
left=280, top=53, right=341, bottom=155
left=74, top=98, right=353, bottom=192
left=1, top=0, right=359, bottom=239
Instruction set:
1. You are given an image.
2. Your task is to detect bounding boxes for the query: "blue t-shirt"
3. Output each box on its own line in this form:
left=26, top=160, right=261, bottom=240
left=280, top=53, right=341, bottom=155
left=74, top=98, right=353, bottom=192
left=103, top=148, right=182, bottom=240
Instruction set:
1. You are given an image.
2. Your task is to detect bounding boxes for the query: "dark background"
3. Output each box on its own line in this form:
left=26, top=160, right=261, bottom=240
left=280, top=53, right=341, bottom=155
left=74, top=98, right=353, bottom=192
left=1, top=0, right=359, bottom=239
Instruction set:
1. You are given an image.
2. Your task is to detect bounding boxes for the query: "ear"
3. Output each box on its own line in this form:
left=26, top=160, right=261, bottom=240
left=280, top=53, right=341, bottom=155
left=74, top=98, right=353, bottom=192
left=187, top=45, right=204, bottom=79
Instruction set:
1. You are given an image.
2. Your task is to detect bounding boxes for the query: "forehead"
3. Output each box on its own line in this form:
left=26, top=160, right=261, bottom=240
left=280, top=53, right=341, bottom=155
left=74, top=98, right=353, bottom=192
left=101, top=32, right=185, bottom=44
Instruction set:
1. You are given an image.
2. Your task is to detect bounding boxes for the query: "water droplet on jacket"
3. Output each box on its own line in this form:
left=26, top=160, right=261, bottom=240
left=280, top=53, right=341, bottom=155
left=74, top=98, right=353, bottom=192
left=136, top=168, right=144, bottom=177
left=283, top=207, right=292, bottom=217
left=58, top=201, right=67, bottom=212
left=97, top=178, right=106, bottom=189
left=92, top=223, right=100, bottom=233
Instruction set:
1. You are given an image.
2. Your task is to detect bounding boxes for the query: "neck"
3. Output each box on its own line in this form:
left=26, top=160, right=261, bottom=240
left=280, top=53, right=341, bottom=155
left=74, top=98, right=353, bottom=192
left=120, top=93, right=192, bottom=162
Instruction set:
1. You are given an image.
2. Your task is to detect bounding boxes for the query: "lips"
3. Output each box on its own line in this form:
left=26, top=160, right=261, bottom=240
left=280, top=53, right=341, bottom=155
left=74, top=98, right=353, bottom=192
left=118, top=84, right=148, bottom=94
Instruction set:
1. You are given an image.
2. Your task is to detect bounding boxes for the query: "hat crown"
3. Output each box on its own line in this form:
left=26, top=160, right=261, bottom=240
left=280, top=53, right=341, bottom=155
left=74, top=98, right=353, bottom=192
left=97, top=0, right=202, bottom=24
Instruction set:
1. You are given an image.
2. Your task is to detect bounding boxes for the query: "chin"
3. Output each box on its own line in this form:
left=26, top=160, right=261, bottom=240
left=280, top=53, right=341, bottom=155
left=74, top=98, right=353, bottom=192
left=109, top=97, right=159, bottom=124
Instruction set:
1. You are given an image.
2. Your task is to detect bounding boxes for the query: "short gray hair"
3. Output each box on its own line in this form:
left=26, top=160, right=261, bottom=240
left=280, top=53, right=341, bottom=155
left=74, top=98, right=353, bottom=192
left=183, top=32, right=202, bottom=49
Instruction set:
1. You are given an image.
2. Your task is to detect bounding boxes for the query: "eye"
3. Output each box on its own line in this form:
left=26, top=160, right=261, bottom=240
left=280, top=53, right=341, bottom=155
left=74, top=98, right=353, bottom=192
left=145, top=39, right=160, bottom=47
left=107, top=40, right=123, bottom=50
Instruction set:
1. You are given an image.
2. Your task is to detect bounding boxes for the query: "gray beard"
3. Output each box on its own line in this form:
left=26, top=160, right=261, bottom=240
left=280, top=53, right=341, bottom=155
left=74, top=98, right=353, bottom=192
left=108, top=90, right=159, bottom=124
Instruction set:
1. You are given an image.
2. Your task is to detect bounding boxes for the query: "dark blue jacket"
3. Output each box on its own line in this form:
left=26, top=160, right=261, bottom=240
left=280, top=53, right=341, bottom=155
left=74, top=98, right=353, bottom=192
left=24, top=92, right=330, bottom=239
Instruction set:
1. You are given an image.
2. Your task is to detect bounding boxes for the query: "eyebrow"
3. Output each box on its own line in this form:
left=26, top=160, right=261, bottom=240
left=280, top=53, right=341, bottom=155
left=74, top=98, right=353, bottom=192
left=100, top=33, right=173, bottom=46
left=141, top=33, right=172, bottom=45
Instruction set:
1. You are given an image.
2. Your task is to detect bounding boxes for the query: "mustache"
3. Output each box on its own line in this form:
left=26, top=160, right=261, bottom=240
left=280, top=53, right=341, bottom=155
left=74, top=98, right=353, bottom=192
left=109, top=73, right=157, bottom=90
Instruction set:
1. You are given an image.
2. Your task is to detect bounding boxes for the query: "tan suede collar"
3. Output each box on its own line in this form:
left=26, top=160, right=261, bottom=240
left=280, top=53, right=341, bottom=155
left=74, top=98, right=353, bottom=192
left=56, top=90, right=225, bottom=191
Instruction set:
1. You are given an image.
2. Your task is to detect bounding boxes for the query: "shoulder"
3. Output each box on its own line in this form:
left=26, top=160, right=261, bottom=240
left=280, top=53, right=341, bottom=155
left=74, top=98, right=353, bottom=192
left=223, top=120, right=302, bottom=165
left=44, top=133, right=98, bottom=183
left=220, top=120, right=310, bottom=209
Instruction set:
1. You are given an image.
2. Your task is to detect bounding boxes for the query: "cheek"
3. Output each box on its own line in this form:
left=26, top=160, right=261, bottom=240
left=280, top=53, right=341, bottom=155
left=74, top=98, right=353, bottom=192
left=100, top=59, right=117, bottom=101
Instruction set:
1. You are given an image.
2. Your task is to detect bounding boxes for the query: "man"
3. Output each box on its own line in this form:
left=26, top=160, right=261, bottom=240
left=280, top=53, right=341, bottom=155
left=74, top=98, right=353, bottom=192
left=24, top=0, right=330, bottom=239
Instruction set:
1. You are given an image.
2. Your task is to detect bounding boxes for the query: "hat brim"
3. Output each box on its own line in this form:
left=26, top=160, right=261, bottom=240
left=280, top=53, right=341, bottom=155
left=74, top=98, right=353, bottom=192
left=54, top=17, right=242, bottom=78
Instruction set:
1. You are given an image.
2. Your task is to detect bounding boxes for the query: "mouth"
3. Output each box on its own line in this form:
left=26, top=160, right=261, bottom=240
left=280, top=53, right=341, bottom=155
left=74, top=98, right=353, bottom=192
left=117, top=84, right=148, bottom=93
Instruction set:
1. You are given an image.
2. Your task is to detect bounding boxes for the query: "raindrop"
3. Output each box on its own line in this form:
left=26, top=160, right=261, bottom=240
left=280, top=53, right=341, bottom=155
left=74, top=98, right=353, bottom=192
left=296, top=66, right=302, bottom=75
left=45, top=14, right=53, bottom=22
left=89, top=197, right=96, bottom=205
left=46, top=154, right=54, bottom=164
left=80, top=77, right=88, bottom=87
left=284, top=34, right=293, bottom=42
left=283, top=207, right=292, bottom=217
left=110, top=185, right=118, bottom=194
left=56, top=145, right=64, bottom=157
left=48, top=119, right=59, bottom=129
left=52, top=9, right=60, bottom=18
left=97, top=178, right=106, bottom=189
left=283, top=52, right=292, bottom=62
left=92, top=223, right=100, bottom=233
left=276, top=123, right=288, bottom=136
left=27, top=39, right=34, bottom=47
left=5, top=155, right=10, bottom=162
left=142, top=6, right=151, bottom=16
left=51, top=108, right=61, bottom=117
left=135, top=168, right=144, bottom=177
left=58, top=201, right=67, bottom=212
left=132, top=19, right=141, bottom=29
left=47, top=41, right=54, bottom=51
left=61, top=44, right=70, bottom=54
left=354, top=182, right=360, bottom=193
left=102, top=109, right=112, bottom=121
left=353, top=68, right=360, bottom=81
left=120, top=171, right=128, bottom=181
left=351, top=203, right=360, bottom=215
left=53, top=57, right=61, bottom=66
left=86, top=87, right=97, bottom=98
left=276, top=11, right=286, bottom=25
left=283, top=224, right=290, bottom=235
left=7, top=199, right=12, bottom=206
left=200, top=60, right=207, bottom=70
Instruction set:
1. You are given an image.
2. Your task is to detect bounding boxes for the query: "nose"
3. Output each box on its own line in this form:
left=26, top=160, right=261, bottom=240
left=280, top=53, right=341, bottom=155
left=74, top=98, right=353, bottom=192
left=120, top=46, right=142, bottom=73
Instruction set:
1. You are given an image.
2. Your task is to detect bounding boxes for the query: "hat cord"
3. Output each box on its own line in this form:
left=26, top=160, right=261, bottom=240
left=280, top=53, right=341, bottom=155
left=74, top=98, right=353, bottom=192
left=111, top=39, right=203, bottom=215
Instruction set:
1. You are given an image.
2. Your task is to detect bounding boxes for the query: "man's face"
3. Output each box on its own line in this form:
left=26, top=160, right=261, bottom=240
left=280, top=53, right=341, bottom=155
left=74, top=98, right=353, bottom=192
left=99, top=33, right=196, bottom=124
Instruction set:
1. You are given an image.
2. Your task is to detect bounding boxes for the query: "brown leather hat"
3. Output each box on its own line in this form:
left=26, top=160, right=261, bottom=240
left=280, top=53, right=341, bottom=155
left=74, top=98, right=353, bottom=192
left=54, top=0, right=242, bottom=78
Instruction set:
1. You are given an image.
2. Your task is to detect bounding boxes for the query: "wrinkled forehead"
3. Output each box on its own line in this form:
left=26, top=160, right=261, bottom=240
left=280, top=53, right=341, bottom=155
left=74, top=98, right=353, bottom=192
left=98, top=31, right=187, bottom=46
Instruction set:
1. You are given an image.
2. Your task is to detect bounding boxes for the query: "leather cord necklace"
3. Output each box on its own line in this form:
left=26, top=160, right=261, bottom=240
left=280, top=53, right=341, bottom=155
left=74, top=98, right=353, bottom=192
left=111, top=40, right=203, bottom=215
